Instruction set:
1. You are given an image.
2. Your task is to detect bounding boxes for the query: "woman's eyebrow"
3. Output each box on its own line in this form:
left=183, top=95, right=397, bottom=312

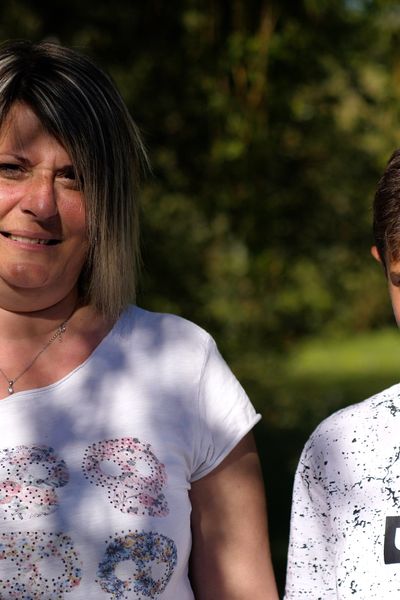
left=0, top=152, right=30, bottom=164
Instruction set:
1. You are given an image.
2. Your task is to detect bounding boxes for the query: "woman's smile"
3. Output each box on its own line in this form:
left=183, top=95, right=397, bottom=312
left=0, top=231, right=61, bottom=246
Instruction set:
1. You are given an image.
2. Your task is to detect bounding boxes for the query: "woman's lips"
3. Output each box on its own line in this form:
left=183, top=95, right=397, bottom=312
left=0, top=232, right=60, bottom=245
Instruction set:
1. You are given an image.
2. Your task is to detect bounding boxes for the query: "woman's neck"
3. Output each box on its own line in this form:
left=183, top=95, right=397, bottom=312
left=0, top=290, right=81, bottom=342
left=0, top=296, right=114, bottom=398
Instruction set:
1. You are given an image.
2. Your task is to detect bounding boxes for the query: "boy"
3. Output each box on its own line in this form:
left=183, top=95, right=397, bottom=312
left=285, top=148, right=400, bottom=598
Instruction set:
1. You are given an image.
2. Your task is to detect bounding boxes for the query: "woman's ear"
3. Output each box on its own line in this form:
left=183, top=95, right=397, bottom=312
left=371, top=246, right=382, bottom=263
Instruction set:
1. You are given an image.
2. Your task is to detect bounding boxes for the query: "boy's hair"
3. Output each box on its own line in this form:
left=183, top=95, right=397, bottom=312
left=0, top=39, right=148, bottom=319
left=373, top=149, right=400, bottom=269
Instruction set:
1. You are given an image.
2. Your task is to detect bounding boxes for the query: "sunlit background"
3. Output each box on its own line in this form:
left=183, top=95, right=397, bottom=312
left=3, top=0, right=400, bottom=593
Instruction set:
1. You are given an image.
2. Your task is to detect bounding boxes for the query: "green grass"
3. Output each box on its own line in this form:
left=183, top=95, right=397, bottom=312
left=288, top=328, right=400, bottom=381
left=264, top=328, right=400, bottom=432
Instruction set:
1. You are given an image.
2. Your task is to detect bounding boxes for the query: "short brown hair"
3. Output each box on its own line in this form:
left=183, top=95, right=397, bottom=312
left=373, top=149, right=400, bottom=269
left=0, top=39, right=148, bottom=318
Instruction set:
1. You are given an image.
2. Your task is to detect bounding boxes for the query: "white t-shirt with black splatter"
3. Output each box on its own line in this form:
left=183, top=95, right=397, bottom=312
left=0, top=306, right=260, bottom=599
left=285, top=383, right=400, bottom=599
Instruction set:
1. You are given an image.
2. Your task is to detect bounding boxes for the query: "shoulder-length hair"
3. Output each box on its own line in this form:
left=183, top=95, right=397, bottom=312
left=0, top=39, right=148, bottom=319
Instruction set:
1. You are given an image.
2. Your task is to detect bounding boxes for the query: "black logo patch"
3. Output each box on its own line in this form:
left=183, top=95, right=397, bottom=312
left=384, top=516, right=400, bottom=564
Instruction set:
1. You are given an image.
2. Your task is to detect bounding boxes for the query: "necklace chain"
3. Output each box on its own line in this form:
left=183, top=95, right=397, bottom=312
left=0, top=318, right=70, bottom=395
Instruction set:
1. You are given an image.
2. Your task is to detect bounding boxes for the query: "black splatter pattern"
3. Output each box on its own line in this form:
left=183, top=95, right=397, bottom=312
left=285, top=383, right=400, bottom=598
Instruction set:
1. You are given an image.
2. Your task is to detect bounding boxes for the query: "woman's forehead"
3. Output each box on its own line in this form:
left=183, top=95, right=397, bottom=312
left=0, top=102, right=73, bottom=166
left=0, top=103, right=48, bottom=146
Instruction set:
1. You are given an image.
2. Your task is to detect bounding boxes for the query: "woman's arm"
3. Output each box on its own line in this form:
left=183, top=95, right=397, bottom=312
left=189, top=431, right=279, bottom=600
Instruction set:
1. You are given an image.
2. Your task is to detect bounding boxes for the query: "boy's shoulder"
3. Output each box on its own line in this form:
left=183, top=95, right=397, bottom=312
left=304, top=382, right=400, bottom=457
left=316, top=382, right=400, bottom=431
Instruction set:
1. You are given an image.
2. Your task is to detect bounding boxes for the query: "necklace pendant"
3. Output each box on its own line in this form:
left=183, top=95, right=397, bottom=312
left=0, top=314, right=70, bottom=397
left=58, top=324, right=66, bottom=342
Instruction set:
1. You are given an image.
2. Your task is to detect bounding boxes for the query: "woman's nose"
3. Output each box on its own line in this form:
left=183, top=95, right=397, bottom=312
left=20, top=172, right=58, bottom=219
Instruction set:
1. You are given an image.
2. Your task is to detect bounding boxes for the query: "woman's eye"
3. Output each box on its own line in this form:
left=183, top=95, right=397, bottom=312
left=57, top=167, right=81, bottom=189
left=60, top=167, right=76, bottom=180
left=0, top=163, right=24, bottom=178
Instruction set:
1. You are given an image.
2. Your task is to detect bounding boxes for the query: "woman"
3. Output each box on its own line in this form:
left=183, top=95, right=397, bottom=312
left=0, top=40, right=278, bottom=599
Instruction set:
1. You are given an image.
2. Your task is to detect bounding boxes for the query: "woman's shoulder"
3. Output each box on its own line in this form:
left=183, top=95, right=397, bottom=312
left=117, top=305, right=215, bottom=353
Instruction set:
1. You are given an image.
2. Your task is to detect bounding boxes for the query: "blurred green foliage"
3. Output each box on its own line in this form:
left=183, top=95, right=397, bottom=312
left=2, top=0, right=400, bottom=592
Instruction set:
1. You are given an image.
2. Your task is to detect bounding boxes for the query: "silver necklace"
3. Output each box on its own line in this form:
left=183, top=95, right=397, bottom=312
left=0, top=318, right=69, bottom=395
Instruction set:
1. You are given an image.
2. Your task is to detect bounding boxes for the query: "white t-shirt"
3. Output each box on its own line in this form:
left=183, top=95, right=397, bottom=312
left=285, top=382, right=400, bottom=599
left=0, top=306, right=260, bottom=599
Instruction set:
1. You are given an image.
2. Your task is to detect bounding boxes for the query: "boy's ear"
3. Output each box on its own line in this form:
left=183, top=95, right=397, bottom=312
left=371, top=245, right=382, bottom=263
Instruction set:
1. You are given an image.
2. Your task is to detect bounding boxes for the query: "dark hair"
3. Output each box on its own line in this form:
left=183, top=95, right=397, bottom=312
left=373, top=149, right=400, bottom=269
left=0, top=39, right=148, bottom=318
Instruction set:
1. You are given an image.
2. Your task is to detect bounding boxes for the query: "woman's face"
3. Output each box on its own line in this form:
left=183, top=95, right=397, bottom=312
left=0, top=102, right=87, bottom=311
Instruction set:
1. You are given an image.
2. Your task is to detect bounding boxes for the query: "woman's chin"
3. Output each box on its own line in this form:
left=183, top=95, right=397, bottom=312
left=0, top=264, right=78, bottom=311
left=0, top=263, right=53, bottom=289
left=0, top=279, right=78, bottom=316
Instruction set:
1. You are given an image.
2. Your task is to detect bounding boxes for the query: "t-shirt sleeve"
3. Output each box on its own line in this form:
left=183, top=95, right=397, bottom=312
left=190, top=336, right=261, bottom=482
left=284, top=428, right=337, bottom=599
